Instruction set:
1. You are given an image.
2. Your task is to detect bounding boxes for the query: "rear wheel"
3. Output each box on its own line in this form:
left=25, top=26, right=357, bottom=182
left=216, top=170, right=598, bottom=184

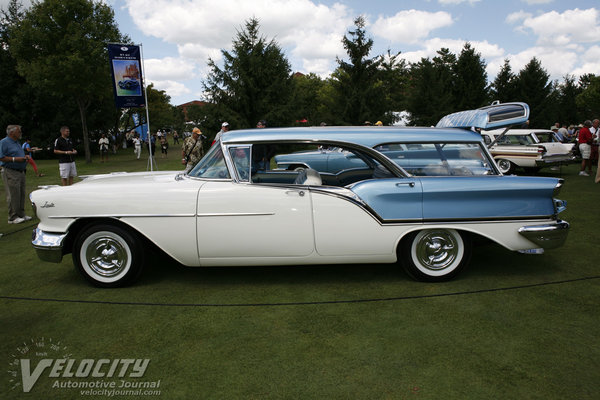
left=400, top=229, right=471, bottom=282
left=72, top=223, right=144, bottom=287
left=497, top=159, right=514, bottom=174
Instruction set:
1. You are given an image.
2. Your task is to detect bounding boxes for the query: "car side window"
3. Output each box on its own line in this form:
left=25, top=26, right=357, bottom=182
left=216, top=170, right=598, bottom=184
left=248, top=142, right=391, bottom=187
left=376, top=142, right=497, bottom=176
left=229, top=146, right=251, bottom=182
left=189, top=145, right=231, bottom=179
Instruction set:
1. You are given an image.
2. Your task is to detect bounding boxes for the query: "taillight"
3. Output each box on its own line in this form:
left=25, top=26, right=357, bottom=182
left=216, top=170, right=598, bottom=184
left=537, top=146, right=546, bottom=155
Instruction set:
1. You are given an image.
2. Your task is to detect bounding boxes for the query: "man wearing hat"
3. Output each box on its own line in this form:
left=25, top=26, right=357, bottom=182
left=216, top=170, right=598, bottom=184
left=182, top=127, right=204, bottom=173
left=213, top=122, right=229, bottom=145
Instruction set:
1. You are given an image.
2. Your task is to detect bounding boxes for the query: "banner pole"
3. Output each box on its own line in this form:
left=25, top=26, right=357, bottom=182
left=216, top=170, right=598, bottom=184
left=140, top=43, right=156, bottom=171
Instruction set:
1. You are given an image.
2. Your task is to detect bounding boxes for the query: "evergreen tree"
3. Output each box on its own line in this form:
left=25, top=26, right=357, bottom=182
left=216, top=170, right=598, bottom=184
left=453, top=43, right=489, bottom=110
left=380, top=49, right=410, bottom=124
left=557, top=75, right=582, bottom=125
left=576, top=74, right=600, bottom=119
left=203, top=18, right=294, bottom=129
left=490, top=59, right=517, bottom=103
left=514, top=58, right=553, bottom=127
left=331, top=16, right=387, bottom=125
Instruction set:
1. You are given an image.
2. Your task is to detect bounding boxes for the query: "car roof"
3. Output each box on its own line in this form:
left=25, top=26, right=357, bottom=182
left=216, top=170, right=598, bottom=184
left=221, top=126, right=483, bottom=147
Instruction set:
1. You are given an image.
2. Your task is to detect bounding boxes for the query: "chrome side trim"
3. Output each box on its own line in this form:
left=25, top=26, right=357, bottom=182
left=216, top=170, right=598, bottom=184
left=197, top=212, right=276, bottom=217
left=518, top=220, right=569, bottom=249
left=31, top=228, right=67, bottom=263
left=48, top=214, right=195, bottom=219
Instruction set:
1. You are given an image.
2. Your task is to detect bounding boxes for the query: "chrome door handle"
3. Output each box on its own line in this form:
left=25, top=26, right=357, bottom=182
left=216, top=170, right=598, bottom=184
left=285, top=190, right=305, bottom=196
left=396, top=182, right=415, bottom=188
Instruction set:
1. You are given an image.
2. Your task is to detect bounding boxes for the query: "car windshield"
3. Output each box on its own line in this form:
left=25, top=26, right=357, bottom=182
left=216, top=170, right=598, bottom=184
left=188, top=145, right=231, bottom=179
left=374, top=142, right=497, bottom=176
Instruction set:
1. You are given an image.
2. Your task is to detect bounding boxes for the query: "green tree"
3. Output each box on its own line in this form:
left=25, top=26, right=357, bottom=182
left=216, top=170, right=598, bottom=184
left=557, top=75, right=582, bottom=125
left=331, top=16, right=387, bottom=125
left=453, top=43, right=489, bottom=110
left=514, top=58, right=553, bottom=127
left=379, top=49, right=410, bottom=123
left=290, top=73, right=329, bottom=125
left=9, top=0, right=128, bottom=163
left=576, top=74, right=600, bottom=120
left=490, top=59, right=517, bottom=103
left=406, top=49, right=456, bottom=126
left=203, top=18, right=294, bottom=128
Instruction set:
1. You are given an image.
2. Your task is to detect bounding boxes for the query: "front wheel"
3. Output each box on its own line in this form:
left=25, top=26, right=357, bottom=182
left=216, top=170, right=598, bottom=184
left=72, top=224, right=144, bottom=287
left=400, top=229, right=471, bottom=282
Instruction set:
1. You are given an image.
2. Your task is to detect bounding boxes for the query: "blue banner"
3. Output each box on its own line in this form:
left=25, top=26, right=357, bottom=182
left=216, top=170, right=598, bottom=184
left=132, top=113, right=148, bottom=141
left=108, top=44, right=146, bottom=108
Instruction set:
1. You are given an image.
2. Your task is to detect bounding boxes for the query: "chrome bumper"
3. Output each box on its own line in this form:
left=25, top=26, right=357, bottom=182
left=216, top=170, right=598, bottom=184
left=535, top=156, right=576, bottom=167
left=518, top=220, right=569, bottom=249
left=31, top=227, right=67, bottom=263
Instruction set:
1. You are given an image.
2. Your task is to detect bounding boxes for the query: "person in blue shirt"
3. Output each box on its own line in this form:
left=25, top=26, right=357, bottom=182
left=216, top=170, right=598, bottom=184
left=0, top=125, right=33, bottom=224
left=22, top=137, right=44, bottom=177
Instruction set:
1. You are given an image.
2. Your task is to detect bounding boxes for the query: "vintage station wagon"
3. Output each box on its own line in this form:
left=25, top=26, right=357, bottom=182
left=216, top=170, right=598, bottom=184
left=31, top=103, right=569, bottom=287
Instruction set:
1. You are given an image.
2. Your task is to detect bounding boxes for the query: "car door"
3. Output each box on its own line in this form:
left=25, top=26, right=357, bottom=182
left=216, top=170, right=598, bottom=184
left=196, top=181, right=314, bottom=259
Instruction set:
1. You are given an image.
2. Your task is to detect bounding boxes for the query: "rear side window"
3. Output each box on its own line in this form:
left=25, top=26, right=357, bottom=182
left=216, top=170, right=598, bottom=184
left=375, top=143, right=497, bottom=176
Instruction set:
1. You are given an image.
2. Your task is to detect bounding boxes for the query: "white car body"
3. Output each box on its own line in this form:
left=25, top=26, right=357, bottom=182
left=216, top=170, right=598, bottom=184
left=481, top=129, right=576, bottom=173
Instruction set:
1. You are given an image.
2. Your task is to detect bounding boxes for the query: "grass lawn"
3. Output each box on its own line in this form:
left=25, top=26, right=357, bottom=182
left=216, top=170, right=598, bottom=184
left=1, top=147, right=599, bottom=399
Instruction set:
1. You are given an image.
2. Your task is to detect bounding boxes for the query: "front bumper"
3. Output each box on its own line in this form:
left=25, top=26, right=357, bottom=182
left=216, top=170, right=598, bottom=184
left=518, top=220, right=569, bottom=249
left=31, top=227, right=66, bottom=263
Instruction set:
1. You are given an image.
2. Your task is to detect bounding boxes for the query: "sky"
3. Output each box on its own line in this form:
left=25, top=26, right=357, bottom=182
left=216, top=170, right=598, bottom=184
left=3, top=0, right=599, bottom=106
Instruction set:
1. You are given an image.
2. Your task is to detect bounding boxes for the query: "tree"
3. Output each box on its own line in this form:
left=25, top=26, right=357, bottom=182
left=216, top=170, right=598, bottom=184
left=9, top=0, right=128, bottom=163
left=379, top=49, right=410, bottom=123
left=330, top=16, right=388, bottom=125
left=406, top=49, right=456, bottom=126
left=203, top=18, right=294, bottom=129
left=452, top=43, right=489, bottom=110
left=576, top=74, right=600, bottom=120
left=490, top=59, right=517, bottom=103
left=557, top=75, right=582, bottom=125
left=513, top=58, right=553, bottom=127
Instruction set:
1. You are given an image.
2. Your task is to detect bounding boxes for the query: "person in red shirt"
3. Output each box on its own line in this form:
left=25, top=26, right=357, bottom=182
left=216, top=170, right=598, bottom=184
left=578, top=120, right=593, bottom=176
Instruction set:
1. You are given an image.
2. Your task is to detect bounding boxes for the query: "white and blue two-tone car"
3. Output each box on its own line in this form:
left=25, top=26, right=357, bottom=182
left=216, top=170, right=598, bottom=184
left=31, top=103, right=569, bottom=287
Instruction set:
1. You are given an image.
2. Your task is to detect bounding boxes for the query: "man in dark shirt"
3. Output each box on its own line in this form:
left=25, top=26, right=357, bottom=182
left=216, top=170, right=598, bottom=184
left=0, top=125, right=32, bottom=224
left=54, top=126, right=78, bottom=186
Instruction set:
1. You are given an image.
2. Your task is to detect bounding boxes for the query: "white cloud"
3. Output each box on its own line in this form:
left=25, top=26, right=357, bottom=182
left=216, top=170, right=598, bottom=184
left=506, top=10, right=532, bottom=24
left=371, top=10, right=454, bottom=44
left=438, top=0, right=481, bottom=5
left=571, top=45, right=600, bottom=77
left=144, top=57, right=197, bottom=81
left=519, top=8, right=600, bottom=46
left=521, top=0, right=553, bottom=4
left=124, top=0, right=352, bottom=70
left=147, top=79, right=192, bottom=98
left=399, top=38, right=504, bottom=64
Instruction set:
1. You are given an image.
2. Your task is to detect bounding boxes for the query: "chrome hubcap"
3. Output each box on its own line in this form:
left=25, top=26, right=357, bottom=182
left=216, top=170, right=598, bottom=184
left=84, top=234, right=129, bottom=277
left=415, top=231, right=459, bottom=271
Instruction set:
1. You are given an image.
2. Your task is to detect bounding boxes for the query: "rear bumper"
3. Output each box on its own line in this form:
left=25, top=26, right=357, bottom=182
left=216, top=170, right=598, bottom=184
left=535, top=155, right=576, bottom=167
left=518, top=220, right=569, bottom=249
left=31, top=227, right=66, bottom=263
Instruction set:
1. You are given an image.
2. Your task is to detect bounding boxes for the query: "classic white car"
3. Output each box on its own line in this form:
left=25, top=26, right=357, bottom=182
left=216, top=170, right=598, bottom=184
left=481, top=129, right=576, bottom=174
left=31, top=103, right=569, bottom=287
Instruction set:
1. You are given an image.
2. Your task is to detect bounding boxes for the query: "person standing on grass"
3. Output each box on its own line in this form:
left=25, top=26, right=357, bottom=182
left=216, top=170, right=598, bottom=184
left=22, top=137, right=44, bottom=177
left=54, top=126, right=77, bottom=186
left=577, top=120, right=593, bottom=176
left=133, top=133, right=142, bottom=159
left=0, top=125, right=33, bottom=224
left=99, top=133, right=109, bottom=162
left=182, top=127, right=204, bottom=173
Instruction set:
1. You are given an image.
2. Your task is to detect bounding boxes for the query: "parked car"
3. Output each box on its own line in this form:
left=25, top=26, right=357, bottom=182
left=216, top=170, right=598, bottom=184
left=481, top=129, right=576, bottom=174
left=31, top=102, right=569, bottom=287
left=117, top=78, right=139, bottom=90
